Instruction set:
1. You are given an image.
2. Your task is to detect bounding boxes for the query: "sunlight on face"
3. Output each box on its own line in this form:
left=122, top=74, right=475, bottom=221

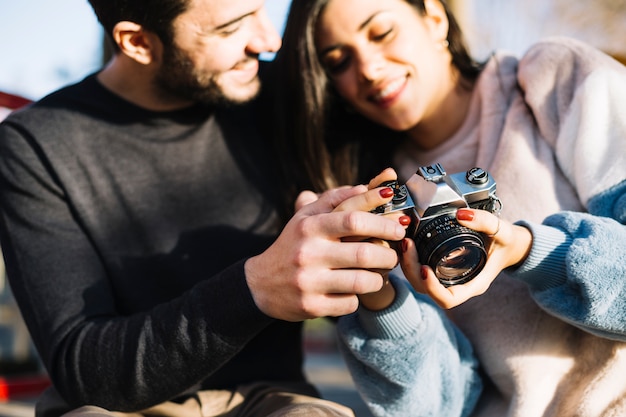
left=155, top=0, right=281, bottom=105
left=315, top=0, right=451, bottom=131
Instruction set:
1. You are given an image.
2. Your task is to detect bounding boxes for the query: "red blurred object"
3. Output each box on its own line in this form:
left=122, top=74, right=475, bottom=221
left=0, top=91, right=32, bottom=110
left=0, top=375, right=50, bottom=401
left=0, top=90, right=47, bottom=406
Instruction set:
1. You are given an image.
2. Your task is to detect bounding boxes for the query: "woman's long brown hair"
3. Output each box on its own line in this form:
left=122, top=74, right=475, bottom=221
left=267, top=0, right=484, bottom=218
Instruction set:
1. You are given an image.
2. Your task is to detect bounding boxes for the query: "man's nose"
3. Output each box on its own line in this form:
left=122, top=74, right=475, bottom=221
left=248, top=7, right=282, bottom=55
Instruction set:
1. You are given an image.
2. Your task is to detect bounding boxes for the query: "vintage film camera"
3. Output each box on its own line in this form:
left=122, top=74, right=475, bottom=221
left=375, top=163, right=502, bottom=287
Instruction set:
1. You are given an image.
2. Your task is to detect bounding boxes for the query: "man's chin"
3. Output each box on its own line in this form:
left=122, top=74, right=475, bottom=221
left=176, top=75, right=263, bottom=107
left=221, top=78, right=262, bottom=105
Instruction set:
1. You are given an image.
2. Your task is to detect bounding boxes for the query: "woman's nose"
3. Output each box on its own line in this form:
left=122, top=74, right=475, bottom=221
left=356, top=50, right=385, bottom=82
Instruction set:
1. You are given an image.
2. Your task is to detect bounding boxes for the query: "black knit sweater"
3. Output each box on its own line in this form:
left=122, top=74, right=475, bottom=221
left=0, top=74, right=305, bottom=412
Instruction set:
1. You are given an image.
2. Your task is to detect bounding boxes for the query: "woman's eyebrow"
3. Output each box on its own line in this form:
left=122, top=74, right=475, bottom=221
left=358, top=12, right=380, bottom=31
left=318, top=11, right=382, bottom=57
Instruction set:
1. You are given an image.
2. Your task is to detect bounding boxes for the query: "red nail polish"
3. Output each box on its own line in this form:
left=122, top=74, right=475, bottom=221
left=379, top=187, right=394, bottom=198
left=401, top=239, right=408, bottom=253
left=421, top=265, right=429, bottom=280
left=456, top=209, right=474, bottom=221
left=399, top=215, right=411, bottom=226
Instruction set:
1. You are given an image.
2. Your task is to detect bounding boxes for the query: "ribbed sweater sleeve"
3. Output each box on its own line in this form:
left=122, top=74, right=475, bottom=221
left=336, top=275, right=482, bottom=417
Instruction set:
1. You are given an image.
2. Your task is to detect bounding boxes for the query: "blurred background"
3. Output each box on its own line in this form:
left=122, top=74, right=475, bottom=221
left=0, top=0, right=292, bottom=101
left=1, top=0, right=625, bottom=102
left=0, top=0, right=625, bottom=413
left=451, top=0, right=626, bottom=63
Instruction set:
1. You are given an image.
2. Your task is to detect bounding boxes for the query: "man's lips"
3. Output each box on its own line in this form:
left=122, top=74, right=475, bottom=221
left=232, top=59, right=260, bottom=82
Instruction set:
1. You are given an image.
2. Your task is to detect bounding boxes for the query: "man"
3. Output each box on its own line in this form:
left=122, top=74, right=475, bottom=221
left=0, top=0, right=405, bottom=415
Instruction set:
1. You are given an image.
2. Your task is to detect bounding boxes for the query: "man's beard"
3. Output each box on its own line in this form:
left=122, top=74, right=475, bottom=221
left=154, top=45, right=260, bottom=107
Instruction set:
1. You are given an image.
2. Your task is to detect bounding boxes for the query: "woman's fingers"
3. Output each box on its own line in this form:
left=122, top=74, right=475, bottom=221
left=367, top=167, right=398, bottom=190
left=401, top=237, right=493, bottom=308
left=456, top=208, right=532, bottom=267
left=334, top=185, right=395, bottom=213
left=400, top=208, right=533, bottom=309
left=456, top=208, right=501, bottom=237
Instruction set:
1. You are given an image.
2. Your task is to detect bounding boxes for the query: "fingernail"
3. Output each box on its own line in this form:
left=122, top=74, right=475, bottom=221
left=456, top=209, right=474, bottom=221
left=379, top=187, right=394, bottom=198
left=421, top=265, right=429, bottom=280
left=401, top=239, right=408, bottom=253
left=399, top=215, right=411, bottom=226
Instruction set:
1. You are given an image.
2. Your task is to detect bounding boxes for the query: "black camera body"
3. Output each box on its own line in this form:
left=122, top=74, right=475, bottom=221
left=375, top=163, right=501, bottom=286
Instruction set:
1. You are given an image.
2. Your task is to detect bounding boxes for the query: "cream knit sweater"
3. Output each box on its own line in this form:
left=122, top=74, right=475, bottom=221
left=339, top=37, right=626, bottom=417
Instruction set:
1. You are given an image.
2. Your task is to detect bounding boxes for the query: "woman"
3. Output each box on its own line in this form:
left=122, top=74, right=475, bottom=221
left=269, top=0, right=626, bottom=416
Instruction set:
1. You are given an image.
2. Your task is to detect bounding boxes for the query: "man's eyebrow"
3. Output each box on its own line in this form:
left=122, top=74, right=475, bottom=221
left=319, top=12, right=379, bottom=57
left=213, top=11, right=254, bottom=30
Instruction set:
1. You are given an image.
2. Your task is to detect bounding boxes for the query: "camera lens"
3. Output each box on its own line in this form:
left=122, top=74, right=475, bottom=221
left=414, top=215, right=487, bottom=287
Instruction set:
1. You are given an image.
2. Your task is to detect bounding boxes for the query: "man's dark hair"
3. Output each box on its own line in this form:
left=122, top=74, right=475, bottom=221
left=88, top=0, right=190, bottom=49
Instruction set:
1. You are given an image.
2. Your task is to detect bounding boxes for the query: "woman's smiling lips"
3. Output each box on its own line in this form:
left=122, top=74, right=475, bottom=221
left=369, top=76, right=407, bottom=108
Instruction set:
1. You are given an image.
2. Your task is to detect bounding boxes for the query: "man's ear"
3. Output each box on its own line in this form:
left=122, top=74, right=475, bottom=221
left=423, top=0, right=449, bottom=45
left=112, top=21, right=161, bottom=65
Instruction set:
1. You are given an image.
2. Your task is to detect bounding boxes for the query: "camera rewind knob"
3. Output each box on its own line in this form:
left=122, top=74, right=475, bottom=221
left=466, top=167, right=488, bottom=185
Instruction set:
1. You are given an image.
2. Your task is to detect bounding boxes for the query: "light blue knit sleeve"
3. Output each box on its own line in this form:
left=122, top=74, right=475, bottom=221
left=336, top=275, right=482, bottom=417
left=511, top=40, right=626, bottom=341
left=510, top=180, right=626, bottom=341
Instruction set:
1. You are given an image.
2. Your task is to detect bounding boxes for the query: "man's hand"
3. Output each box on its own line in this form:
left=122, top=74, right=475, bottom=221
left=334, top=168, right=409, bottom=311
left=245, top=184, right=406, bottom=321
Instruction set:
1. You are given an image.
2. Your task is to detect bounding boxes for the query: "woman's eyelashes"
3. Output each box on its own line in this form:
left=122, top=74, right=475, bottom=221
left=372, top=26, right=394, bottom=42
left=319, top=16, right=395, bottom=76
left=323, top=54, right=351, bottom=75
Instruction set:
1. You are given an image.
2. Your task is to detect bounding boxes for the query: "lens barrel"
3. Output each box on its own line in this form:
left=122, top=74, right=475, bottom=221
left=414, top=215, right=487, bottom=286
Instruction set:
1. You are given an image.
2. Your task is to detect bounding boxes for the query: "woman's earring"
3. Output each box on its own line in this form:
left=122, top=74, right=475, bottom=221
left=441, top=39, right=449, bottom=49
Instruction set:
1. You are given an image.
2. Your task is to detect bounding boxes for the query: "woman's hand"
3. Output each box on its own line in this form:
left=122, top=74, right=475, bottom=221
left=401, top=208, right=532, bottom=309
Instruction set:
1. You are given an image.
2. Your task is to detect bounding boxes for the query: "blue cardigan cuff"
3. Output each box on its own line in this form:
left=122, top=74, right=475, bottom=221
left=509, top=221, right=572, bottom=290
left=356, top=275, right=424, bottom=339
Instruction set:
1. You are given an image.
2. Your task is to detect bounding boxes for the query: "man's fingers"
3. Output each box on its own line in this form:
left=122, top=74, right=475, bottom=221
left=295, top=190, right=319, bottom=211
left=300, top=239, right=400, bottom=273
left=309, top=293, right=361, bottom=318
left=298, top=185, right=369, bottom=216
left=285, top=268, right=391, bottom=318
left=314, top=267, right=388, bottom=295
left=301, top=210, right=406, bottom=242
left=299, top=166, right=399, bottom=216
left=342, top=211, right=406, bottom=242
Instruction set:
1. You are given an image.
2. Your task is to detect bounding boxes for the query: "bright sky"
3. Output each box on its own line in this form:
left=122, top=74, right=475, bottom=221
left=0, top=0, right=103, bottom=100
left=2, top=1, right=619, bottom=103
left=0, top=0, right=292, bottom=101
